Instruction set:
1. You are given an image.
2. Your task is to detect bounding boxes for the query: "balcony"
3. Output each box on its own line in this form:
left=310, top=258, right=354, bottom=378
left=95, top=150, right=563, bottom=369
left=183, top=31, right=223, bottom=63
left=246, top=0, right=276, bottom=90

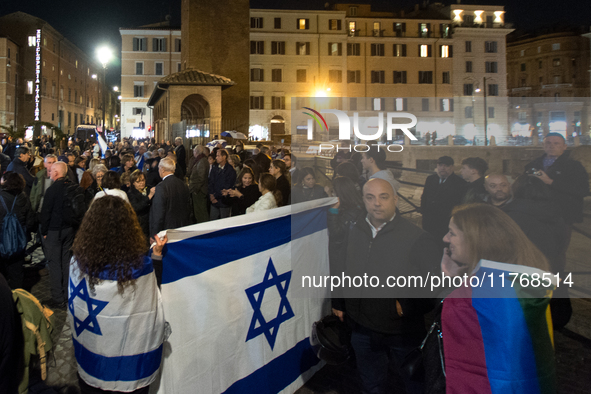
left=372, top=29, right=384, bottom=37
left=542, top=83, right=572, bottom=89
left=511, top=87, right=532, bottom=93
left=348, top=30, right=359, bottom=37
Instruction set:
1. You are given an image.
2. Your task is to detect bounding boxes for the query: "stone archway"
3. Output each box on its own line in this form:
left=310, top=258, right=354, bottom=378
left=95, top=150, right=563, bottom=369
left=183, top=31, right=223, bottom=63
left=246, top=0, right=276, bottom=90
left=270, top=115, right=285, bottom=139
left=181, top=94, right=211, bottom=140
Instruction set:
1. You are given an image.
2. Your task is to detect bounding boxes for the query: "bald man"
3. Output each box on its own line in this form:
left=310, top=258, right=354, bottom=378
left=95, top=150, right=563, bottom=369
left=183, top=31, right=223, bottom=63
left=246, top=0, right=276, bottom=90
left=332, top=178, right=441, bottom=394
left=40, top=161, right=78, bottom=309
left=484, top=174, right=513, bottom=208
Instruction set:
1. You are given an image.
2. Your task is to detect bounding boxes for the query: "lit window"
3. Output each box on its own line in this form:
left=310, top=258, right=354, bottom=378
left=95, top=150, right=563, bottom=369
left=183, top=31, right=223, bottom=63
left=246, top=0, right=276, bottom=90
left=552, top=43, right=560, bottom=51
left=520, top=50, right=525, bottom=56
left=298, top=19, right=309, bottom=30
left=395, top=98, right=406, bottom=111
left=28, top=36, right=36, bottom=46
left=420, top=45, right=429, bottom=57
left=440, top=45, right=449, bottom=58
left=27, top=81, right=34, bottom=94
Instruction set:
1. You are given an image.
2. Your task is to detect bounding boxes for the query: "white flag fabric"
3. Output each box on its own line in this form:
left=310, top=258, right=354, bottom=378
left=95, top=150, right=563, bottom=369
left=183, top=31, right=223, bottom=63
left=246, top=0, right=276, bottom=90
left=155, top=198, right=336, bottom=394
left=97, top=133, right=108, bottom=156
left=68, top=257, right=165, bottom=392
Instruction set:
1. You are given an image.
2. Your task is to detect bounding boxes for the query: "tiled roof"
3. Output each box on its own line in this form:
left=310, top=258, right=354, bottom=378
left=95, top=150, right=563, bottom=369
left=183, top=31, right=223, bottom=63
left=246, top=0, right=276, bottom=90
left=159, top=68, right=235, bottom=86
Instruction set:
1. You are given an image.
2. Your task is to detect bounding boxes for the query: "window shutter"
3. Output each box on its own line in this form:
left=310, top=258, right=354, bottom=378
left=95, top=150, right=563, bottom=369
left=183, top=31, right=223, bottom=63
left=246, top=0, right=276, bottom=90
left=428, top=45, right=432, bottom=57
left=328, top=43, right=331, bottom=55
left=347, top=43, right=352, bottom=56
left=338, top=43, right=342, bottom=56
left=260, top=69, right=264, bottom=82
left=402, top=71, right=407, bottom=83
left=418, top=23, right=421, bottom=35
left=380, top=71, right=385, bottom=83
left=337, top=20, right=342, bottom=30
left=133, top=38, right=138, bottom=51
left=403, top=98, right=408, bottom=111
left=162, top=38, right=167, bottom=52
left=142, top=38, right=147, bottom=51
left=427, top=23, right=431, bottom=37
left=153, top=38, right=158, bottom=51
left=402, top=44, right=406, bottom=57
left=306, top=42, right=310, bottom=55
left=449, top=45, right=453, bottom=58
left=450, top=99, right=454, bottom=112
left=305, top=19, right=309, bottom=29
left=372, top=45, right=376, bottom=56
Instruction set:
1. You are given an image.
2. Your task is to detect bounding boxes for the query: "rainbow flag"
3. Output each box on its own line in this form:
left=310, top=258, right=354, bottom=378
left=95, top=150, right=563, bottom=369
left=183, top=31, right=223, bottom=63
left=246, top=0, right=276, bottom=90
left=442, top=260, right=557, bottom=394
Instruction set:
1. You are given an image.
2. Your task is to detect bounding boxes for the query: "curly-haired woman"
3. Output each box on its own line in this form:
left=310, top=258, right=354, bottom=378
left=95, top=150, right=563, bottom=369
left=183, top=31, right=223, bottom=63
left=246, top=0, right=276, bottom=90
left=69, top=195, right=167, bottom=393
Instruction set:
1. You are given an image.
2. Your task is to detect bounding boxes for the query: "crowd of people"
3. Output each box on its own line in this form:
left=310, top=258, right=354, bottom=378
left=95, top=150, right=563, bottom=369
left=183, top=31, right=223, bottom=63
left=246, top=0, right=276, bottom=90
left=0, top=131, right=589, bottom=393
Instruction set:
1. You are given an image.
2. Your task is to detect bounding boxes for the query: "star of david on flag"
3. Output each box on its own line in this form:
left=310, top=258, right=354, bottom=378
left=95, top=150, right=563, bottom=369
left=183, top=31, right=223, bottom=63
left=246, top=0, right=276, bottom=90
left=69, top=277, right=109, bottom=337
left=245, top=258, right=295, bottom=350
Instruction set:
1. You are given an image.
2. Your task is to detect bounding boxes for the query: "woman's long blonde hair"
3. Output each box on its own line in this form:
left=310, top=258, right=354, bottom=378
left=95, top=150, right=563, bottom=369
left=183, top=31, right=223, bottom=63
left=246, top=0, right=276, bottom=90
left=451, top=204, right=549, bottom=273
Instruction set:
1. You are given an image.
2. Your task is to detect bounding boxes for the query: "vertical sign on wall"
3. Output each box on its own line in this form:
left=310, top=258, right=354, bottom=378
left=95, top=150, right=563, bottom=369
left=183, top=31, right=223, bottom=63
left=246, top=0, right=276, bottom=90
left=34, top=29, right=41, bottom=121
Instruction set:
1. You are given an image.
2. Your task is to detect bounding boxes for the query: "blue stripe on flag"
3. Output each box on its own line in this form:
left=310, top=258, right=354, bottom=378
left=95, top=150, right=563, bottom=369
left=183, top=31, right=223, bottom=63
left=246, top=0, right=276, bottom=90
left=73, top=337, right=162, bottom=382
left=222, top=337, right=320, bottom=394
left=162, top=207, right=328, bottom=284
left=96, top=256, right=154, bottom=281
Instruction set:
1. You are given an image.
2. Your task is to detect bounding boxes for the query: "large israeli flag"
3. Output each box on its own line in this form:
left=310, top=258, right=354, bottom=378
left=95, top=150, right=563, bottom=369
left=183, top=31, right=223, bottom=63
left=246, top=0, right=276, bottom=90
left=68, top=257, right=165, bottom=392
left=155, top=198, right=335, bottom=394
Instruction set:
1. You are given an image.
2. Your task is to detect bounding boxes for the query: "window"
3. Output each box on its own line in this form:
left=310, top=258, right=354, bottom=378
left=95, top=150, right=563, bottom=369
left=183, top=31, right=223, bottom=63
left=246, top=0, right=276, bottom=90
left=440, top=45, right=452, bottom=58
left=538, top=46, right=541, bottom=53
left=393, top=71, right=407, bottom=84
left=74, top=114, right=78, bottom=126
left=329, top=19, right=342, bottom=30
left=394, top=22, right=406, bottom=37
left=52, top=82, right=56, bottom=99
left=440, top=98, right=454, bottom=112
left=371, top=71, right=385, bottom=84
left=271, top=69, right=282, bottom=82
left=271, top=41, right=285, bottom=55
left=488, top=84, right=499, bottom=96
left=296, top=69, right=307, bottom=83
left=174, top=39, right=181, bottom=52
left=250, top=17, right=263, bottom=28
left=177, top=63, right=181, bottom=72
left=296, top=42, right=310, bottom=55
left=250, top=96, right=264, bottom=109
left=465, top=41, right=472, bottom=52
left=274, top=18, right=281, bottom=29
left=486, top=15, right=493, bottom=28
left=520, top=63, right=526, bottom=72
left=68, top=112, right=71, bottom=126
left=68, top=89, right=72, bottom=102
left=464, top=14, right=474, bottom=25
left=134, top=84, right=144, bottom=97
left=419, top=23, right=431, bottom=38
left=250, top=68, right=264, bottom=82
left=442, top=71, right=450, bottom=84
left=349, top=6, right=357, bottom=16
left=155, top=62, right=163, bottom=75
left=463, top=83, right=473, bottom=96
left=539, top=76, right=543, bottom=84
left=440, top=23, right=451, bottom=38
left=26, top=80, right=33, bottom=95
left=465, top=106, right=473, bottom=118
left=422, top=98, right=430, bottom=111
left=136, top=62, right=143, bottom=75
left=250, top=41, right=264, bottom=54
left=539, top=60, right=543, bottom=69
left=74, top=90, right=77, bottom=103
left=28, top=36, right=36, bottom=46
left=347, top=43, right=360, bottom=56
left=553, top=58, right=561, bottom=67
left=328, top=43, right=342, bottom=56
left=553, top=75, right=561, bottom=84
left=133, top=108, right=146, bottom=115
left=418, top=71, right=433, bottom=84
left=393, top=44, right=406, bottom=57
left=372, top=98, right=385, bottom=111
left=419, top=45, right=432, bottom=57
left=297, top=18, right=310, bottom=30
left=371, top=44, right=385, bottom=56
left=347, top=70, right=361, bottom=83
left=520, top=78, right=526, bottom=87
left=552, top=43, right=560, bottom=51
left=271, top=96, right=285, bottom=109
left=488, top=107, right=495, bottom=118
left=373, top=22, right=382, bottom=37
left=152, top=38, right=167, bottom=52
left=485, top=61, right=498, bottom=73
left=520, top=50, right=525, bottom=57
left=395, top=98, right=408, bottom=111
left=485, top=41, right=497, bottom=53
left=328, top=70, right=342, bottom=83
left=466, top=61, right=473, bottom=73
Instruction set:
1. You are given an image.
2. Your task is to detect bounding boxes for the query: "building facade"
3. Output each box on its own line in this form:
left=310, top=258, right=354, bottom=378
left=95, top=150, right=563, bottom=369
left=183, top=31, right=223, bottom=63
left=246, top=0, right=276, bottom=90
left=507, top=28, right=591, bottom=139
left=0, top=12, right=106, bottom=137
left=119, top=23, right=181, bottom=139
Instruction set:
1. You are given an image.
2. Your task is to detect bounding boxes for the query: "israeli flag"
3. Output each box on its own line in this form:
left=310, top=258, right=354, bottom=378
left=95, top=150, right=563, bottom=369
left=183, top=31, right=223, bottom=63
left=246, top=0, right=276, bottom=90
left=155, top=198, right=335, bottom=394
left=68, top=256, right=165, bottom=392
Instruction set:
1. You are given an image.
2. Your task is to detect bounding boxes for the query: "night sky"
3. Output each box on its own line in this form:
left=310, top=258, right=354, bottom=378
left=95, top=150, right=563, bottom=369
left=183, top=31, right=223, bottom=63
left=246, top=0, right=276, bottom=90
left=1, top=0, right=589, bottom=86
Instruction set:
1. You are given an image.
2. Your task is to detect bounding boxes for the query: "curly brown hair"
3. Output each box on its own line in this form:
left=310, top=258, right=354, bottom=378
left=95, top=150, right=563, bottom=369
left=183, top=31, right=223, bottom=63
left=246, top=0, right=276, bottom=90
left=72, top=195, right=148, bottom=291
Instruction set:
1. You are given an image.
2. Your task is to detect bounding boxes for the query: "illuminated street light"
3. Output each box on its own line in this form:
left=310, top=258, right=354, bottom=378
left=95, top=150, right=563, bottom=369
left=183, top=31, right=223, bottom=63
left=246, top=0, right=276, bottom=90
left=96, top=46, right=112, bottom=131
left=91, top=74, right=97, bottom=80
left=113, top=86, right=119, bottom=92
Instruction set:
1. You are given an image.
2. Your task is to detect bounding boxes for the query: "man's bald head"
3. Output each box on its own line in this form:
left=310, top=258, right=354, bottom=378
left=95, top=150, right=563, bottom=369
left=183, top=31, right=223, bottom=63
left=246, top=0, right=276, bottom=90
left=484, top=174, right=512, bottom=206
left=363, top=178, right=398, bottom=227
left=50, top=161, right=68, bottom=181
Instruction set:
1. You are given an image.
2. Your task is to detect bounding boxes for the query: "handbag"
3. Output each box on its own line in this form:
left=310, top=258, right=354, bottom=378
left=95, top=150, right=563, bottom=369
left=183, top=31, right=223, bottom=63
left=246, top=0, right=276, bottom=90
left=401, top=319, right=445, bottom=382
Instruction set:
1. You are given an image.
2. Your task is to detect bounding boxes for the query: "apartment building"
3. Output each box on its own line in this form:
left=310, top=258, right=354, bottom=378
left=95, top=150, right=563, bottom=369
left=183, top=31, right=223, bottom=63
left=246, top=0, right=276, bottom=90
left=249, top=3, right=510, bottom=142
left=119, top=22, right=181, bottom=138
left=0, top=12, right=105, bottom=136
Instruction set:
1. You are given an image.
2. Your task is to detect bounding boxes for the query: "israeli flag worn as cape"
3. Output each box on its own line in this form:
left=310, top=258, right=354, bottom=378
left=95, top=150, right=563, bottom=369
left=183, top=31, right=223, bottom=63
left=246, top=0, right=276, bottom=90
left=68, top=256, right=165, bottom=392
left=155, top=198, right=335, bottom=394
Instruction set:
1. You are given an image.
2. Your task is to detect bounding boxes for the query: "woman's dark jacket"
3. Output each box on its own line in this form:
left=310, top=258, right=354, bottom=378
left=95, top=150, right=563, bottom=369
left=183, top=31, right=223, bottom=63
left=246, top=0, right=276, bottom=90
left=127, top=187, right=150, bottom=237
left=230, top=185, right=261, bottom=216
left=275, top=175, right=291, bottom=207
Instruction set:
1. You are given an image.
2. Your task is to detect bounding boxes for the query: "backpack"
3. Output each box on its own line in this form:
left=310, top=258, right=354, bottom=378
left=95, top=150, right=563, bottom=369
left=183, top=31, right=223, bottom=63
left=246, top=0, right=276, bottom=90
left=63, top=182, right=87, bottom=229
left=0, top=194, right=27, bottom=258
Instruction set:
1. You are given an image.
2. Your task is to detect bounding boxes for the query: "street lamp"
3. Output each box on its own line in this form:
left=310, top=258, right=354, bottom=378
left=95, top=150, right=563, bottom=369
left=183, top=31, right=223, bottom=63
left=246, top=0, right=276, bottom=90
left=96, top=46, right=112, bottom=132
left=113, top=86, right=119, bottom=92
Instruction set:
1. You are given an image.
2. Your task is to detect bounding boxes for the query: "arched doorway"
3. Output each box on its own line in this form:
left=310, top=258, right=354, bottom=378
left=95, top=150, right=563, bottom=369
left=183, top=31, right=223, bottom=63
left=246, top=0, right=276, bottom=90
left=181, top=94, right=211, bottom=142
left=270, top=115, right=285, bottom=140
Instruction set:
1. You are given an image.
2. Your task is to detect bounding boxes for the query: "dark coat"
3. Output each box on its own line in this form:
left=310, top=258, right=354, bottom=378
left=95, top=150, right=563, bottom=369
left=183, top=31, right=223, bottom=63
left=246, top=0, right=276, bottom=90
left=149, top=175, right=192, bottom=237
left=127, top=187, right=151, bottom=237
left=6, top=158, right=35, bottom=195
left=501, top=198, right=566, bottom=273
left=291, top=184, right=327, bottom=204
left=0, top=190, right=36, bottom=234
left=0, top=153, right=10, bottom=175
left=525, top=151, right=590, bottom=224
left=462, top=176, right=487, bottom=204
left=230, top=184, right=261, bottom=216
left=275, top=175, right=291, bottom=207
left=208, top=163, right=237, bottom=208
left=175, top=144, right=187, bottom=176
left=420, top=173, right=466, bottom=243
left=40, top=178, right=76, bottom=234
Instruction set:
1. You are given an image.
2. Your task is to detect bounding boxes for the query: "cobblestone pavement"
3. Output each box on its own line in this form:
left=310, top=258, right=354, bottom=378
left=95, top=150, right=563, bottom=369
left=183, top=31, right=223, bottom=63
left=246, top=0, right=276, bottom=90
left=23, top=218, right=591, bottom=394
